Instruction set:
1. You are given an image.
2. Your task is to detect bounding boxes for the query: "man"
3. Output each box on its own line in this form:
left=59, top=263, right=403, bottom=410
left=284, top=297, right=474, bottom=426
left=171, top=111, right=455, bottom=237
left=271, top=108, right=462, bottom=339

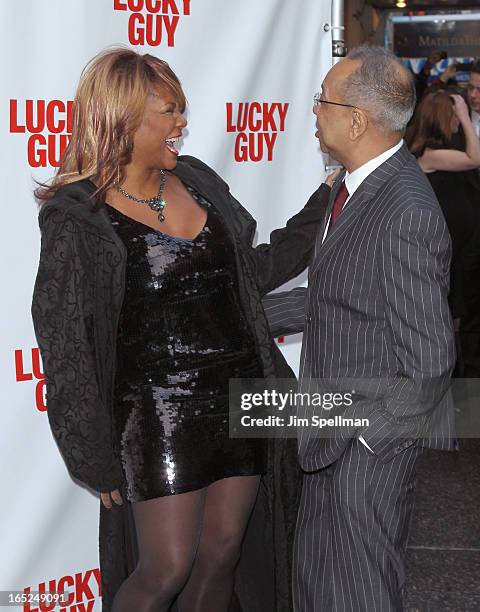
left=467, top=60, right=480, bottom=138
left=412, top=50, right=447, bottom=101
left=459, top=60, right=480, bottom=377
left=263, top=46, right=456, bottom=611
left=464, top=60, right=480, bottom=191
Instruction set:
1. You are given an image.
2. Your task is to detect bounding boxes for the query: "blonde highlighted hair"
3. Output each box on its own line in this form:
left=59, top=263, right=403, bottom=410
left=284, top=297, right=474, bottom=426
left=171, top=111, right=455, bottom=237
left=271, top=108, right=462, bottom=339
left=35, top=46, right=186, bottom=206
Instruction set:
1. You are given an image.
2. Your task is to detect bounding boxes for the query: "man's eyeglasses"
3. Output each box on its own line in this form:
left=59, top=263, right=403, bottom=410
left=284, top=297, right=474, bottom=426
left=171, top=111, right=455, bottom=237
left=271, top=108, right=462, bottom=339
left=313, top=93, right=356, bottom=109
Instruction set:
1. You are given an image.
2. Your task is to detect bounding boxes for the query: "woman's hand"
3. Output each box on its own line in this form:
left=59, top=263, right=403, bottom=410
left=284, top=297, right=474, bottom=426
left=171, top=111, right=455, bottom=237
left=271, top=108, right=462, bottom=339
left=450, top=94, right=470, bottom=122
left=101, top=489, right=124, bottom=508
left=325, top=167, right=342, bottom=188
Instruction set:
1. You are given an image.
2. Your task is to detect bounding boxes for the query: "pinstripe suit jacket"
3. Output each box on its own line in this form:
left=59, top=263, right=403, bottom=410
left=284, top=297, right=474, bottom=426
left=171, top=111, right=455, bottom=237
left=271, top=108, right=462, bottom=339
left=264, top=144, right=456, bottom=470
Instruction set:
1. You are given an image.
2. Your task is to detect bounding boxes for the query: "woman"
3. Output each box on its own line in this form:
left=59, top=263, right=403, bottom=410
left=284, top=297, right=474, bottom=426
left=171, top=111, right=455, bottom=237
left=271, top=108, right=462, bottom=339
left=406, top=91, right=480, bottom=374
left=31, top=47, right=335, bottom=612
left=408, top=92, right=480, bottom=173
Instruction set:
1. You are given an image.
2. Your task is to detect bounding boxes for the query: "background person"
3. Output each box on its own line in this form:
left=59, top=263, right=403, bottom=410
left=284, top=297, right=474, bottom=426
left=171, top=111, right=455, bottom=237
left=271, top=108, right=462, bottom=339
left=460, top=60, right=480, bottom=377
left=412, top=50, right=447, bottom=102
left=406, top=91, right=480, bottom=370
left=467, top=60, right=480, bottom=138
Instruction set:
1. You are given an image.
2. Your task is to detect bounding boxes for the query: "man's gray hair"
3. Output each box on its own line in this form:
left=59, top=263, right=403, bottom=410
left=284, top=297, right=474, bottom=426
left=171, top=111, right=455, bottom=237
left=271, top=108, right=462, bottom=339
left=342, top=46, right=416, bottom=133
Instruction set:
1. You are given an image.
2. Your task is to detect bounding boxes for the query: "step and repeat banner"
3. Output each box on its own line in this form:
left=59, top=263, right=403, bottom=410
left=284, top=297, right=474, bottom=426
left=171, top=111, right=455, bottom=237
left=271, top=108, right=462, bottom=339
left=0, top=1, right=333, bottom=609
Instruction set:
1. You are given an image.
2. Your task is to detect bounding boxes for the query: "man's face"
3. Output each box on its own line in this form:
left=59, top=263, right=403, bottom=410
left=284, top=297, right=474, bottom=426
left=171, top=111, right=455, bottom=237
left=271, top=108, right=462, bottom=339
left=467, top=71, right=480, bottom=114
left=313, top=59, right=360, bottom=161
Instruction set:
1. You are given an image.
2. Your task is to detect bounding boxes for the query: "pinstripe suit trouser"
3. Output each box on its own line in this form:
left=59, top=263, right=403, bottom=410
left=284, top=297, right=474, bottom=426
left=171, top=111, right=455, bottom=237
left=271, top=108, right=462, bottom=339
left=293, top=439, right=423, bottom=612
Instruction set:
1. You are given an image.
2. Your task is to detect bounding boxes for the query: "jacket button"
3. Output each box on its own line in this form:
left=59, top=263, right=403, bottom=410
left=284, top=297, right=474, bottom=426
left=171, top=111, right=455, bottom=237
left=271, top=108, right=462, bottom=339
left=306, top=314, right=312, bottom=323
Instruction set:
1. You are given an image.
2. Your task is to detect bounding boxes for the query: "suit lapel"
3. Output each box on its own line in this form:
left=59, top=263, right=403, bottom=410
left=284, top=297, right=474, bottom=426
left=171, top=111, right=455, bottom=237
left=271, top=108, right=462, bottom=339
left=310, top=182, right=371, bottom=278
left=309, top=143, right=412, bottom=279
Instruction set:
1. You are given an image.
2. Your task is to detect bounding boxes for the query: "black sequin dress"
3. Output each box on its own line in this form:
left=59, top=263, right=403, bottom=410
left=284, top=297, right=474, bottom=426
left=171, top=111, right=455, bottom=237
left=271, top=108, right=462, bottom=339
left=106, top=187, right=266, bottom=502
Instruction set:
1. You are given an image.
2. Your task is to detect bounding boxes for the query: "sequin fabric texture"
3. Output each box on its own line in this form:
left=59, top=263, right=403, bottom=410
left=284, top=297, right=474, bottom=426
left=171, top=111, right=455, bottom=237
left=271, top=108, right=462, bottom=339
left=106, top=186, right=266, bottom=502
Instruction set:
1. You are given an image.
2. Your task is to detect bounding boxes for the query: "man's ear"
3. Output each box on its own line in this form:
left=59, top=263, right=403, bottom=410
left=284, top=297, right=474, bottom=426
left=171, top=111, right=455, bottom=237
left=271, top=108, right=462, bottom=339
left=350, top=109, right=368, bottom=140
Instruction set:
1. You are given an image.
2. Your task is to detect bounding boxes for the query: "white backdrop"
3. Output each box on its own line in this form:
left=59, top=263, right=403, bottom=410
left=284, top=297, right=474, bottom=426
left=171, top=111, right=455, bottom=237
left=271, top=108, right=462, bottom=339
left=0, top=1, right=333, bottom=608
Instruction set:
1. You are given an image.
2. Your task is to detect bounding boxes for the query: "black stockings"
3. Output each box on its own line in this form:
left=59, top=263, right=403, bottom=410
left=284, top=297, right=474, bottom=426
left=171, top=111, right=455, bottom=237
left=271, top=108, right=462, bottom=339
left=111, top=475, right=260, bottom=612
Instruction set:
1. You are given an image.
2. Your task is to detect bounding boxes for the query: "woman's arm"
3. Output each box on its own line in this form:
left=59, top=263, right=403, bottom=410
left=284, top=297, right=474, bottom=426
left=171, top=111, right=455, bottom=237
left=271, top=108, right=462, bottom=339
left=247, top=182, right=331, bottom=296
left=420, top=95, right=480, bottom=172
left=31, top=205, right=123, bottom=493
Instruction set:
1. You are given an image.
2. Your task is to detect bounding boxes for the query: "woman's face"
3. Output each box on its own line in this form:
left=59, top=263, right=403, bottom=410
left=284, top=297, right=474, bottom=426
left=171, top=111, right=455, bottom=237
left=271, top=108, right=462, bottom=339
left=132, top=85, right=187, bottom=171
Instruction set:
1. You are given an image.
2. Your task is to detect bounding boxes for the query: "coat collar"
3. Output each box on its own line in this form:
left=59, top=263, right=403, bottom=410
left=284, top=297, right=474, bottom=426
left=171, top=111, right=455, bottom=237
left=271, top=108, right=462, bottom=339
left=172, top=157, right=257, bottom=243
left=309, top=143, right=412, bottom=279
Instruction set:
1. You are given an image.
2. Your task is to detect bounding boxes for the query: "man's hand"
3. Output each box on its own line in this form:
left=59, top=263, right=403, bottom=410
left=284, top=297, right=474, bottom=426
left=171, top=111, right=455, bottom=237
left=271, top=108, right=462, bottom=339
left=101, top=489, right=124, bottom=508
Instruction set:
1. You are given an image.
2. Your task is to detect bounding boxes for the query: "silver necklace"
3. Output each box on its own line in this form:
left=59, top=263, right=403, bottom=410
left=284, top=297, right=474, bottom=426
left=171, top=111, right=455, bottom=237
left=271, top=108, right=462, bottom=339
left=114, top=169, right=167, bottom=222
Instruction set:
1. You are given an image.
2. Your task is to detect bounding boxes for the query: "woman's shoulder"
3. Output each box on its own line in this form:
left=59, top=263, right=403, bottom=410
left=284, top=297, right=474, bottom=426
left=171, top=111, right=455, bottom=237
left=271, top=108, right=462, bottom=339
left=48, top=178, right=96, bottom=207
left=423, top=141, right=448, bottom=152
left=37, top=180, right=104, bottom=240
left=413, top=141, right=447, bottom=158
left=39, top=179, right=97, bottom=220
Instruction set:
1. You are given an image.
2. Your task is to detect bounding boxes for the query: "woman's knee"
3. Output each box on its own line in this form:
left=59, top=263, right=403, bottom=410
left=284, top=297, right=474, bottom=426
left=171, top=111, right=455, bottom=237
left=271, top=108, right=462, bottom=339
left=197, top=531, right=243, bottom=574
left=133, top=559, right=191, bottom=600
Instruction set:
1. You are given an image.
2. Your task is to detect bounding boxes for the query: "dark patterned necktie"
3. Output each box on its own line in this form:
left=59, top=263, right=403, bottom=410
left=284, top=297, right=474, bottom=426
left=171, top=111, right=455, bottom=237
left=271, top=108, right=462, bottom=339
left=328, top=181, right=349, bottom=233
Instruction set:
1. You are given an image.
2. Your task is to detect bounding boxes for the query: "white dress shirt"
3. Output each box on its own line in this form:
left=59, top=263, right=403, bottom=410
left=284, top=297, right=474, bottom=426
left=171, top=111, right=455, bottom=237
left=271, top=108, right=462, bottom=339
left=322, top=139, right=404, bottom=452
left=323, top=139, right=404, bottom=240
left=471, top=111, right=480, bottom=139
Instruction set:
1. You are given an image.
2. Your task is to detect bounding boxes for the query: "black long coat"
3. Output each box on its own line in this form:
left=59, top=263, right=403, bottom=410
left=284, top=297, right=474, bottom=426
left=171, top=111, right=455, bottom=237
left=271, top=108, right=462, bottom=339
left=31, top=156, right=330, bottom=611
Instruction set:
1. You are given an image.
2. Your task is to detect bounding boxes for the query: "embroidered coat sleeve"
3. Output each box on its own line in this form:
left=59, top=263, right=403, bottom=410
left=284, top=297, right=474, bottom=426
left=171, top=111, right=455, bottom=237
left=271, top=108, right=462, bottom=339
left=31, top=205, right=123, bottom=493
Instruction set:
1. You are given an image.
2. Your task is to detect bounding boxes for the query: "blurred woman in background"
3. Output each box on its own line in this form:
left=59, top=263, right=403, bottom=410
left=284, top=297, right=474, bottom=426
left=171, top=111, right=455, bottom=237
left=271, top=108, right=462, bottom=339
left=407, top=91, right=480, bottom=375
